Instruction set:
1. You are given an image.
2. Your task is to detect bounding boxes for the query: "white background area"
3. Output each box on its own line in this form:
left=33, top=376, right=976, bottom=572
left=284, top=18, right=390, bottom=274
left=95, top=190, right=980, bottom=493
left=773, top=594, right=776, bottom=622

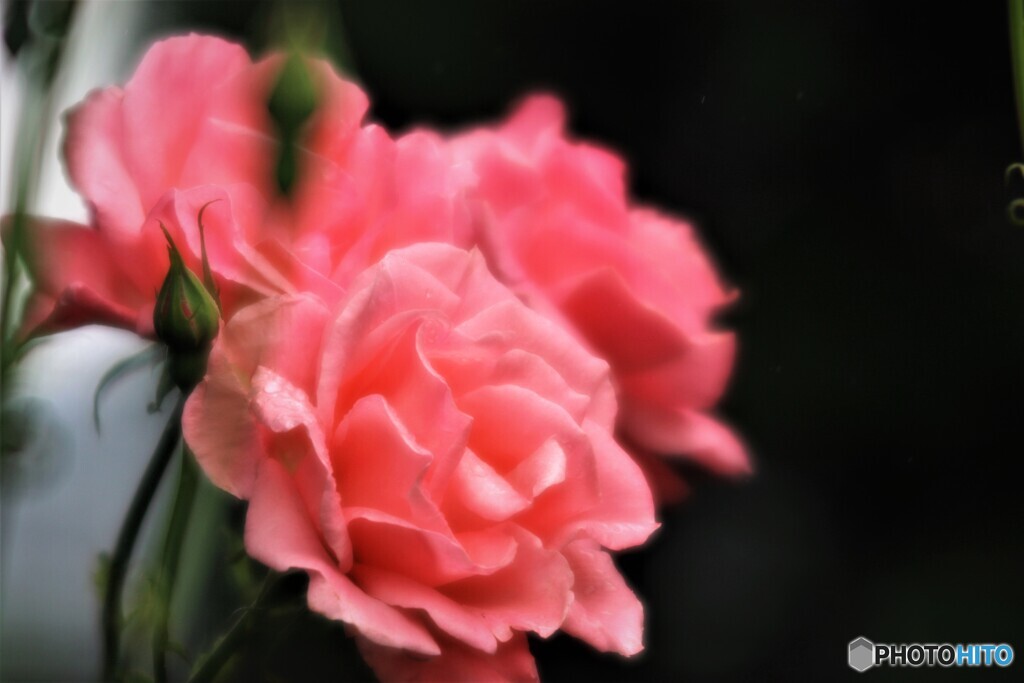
left=1, top=3, right=177, bottom=680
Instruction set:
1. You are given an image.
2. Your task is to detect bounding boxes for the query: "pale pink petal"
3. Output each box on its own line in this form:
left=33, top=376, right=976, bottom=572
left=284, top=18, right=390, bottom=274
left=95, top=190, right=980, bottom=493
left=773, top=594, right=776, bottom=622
left=179, top=60, right=276, bottom=195
left=504, top=207, right=629, bottom=290
left=358, top=631, right=538, bottom=683
left=293, top=124, right=392, bottom=247
left=501, top=94, right=566, bottom=150
left=519, top=421, right=657, bottom=551
left=540, top=143, right=629, bottom=229
left=562, top=540, right=645, bottom=656
left=458, top=384, right=583, bottom=472
left=620, top=404, right=752, bottom=476
left=352, top=564, right=498, bottom=654
left=506, top=438, right=567, bottom=500
left=556, top=267, right=690, bottom=371
left=290, top=444, right=352, bottom=573
left=629, top=208, right=733, bottom=319
left=301, top=59, right=370, bottom=163
left=246, top=458, right=438, bottom=656
left=446, top=449, right=531, bottom=523
left=454, top=133, right=545, bottom=216
left=219, top=294, right=330, bottom=399
left=19, top=287, right=140, bottom=339
left=317, top=246, right=478, bottom=422
left=331, top=394, right=445, bottom=530
left=455, top=299, right=615, bottom=427
left=63, top=89, right=145, bottom=237
left=572, top=420, right=659, bottom=550
left=617, top=331, right=736, bottom=410
left=346, top=508, right=509, bottom=587
left=250, top=366, right=350, bottom=566
left=182, top=343, right=264, bottom=499
left=442, top=526, right=573, bottom=641
left=120, top=35, right=252, bottom=209
left=250, top=236, right=344, bottom=307
left=335, top=320, right=472, bottom=499
left=10, top=218, right=146, bottom=336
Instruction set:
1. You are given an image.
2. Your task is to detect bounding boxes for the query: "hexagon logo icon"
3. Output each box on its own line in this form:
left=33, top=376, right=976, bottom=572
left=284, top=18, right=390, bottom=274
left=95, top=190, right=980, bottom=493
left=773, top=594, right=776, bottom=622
left=849, top=637, right=875, bottom=672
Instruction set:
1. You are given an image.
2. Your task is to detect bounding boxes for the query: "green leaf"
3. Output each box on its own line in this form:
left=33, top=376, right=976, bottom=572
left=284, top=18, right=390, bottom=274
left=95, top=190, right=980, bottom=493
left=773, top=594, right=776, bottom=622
left=93, top=344, right=164, bottom=432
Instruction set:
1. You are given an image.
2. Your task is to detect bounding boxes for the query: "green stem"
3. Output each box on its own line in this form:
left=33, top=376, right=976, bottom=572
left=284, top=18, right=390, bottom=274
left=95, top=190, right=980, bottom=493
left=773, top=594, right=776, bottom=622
left=187, top=575, right=281, bottom=683
left=1010, top=0, right=1024, bottom=157
left=102, top=395, right=184, bottom=681
left=152, top=445, right=199, bottom=683
left=1, top=4, right=77, bottom=369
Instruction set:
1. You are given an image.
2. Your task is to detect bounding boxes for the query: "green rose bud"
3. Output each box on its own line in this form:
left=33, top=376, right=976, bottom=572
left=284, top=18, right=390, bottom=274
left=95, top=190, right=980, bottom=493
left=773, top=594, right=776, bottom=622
left=153, top=225, right=219, bottom=390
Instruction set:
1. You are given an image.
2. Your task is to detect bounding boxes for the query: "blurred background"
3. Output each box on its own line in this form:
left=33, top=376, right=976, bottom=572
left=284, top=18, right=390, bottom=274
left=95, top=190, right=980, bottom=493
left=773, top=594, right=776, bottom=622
left=2, top=1, right=1023, bottom=681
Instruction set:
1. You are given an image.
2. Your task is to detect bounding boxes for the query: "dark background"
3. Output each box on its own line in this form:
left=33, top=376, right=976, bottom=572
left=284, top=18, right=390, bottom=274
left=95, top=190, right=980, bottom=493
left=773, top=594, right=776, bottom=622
left=12, top=1, right=1024, bottom=680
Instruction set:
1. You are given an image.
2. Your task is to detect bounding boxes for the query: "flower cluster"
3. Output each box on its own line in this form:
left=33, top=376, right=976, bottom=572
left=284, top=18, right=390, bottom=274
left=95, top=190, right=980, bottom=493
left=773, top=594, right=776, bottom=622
left=25, top=35, right=745, bottom=682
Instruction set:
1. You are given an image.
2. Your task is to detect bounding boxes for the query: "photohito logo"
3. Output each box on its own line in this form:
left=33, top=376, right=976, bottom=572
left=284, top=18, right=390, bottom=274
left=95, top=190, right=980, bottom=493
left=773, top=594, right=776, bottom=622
left=848, top=637, right=1014, bottom=672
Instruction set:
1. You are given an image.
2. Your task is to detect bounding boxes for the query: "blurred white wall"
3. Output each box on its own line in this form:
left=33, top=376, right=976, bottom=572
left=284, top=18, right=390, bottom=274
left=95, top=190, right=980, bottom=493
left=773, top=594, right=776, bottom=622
left=1, top=2, right=177, bottom=680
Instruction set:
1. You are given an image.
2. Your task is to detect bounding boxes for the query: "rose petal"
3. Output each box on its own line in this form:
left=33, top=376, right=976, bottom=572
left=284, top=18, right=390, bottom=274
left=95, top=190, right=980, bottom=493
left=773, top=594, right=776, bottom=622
left=9, top=218, right=145, bottom=336
left=332, top=394, right=447, bottom=531
left=120, top=35, right=253, bottom=210
left=562, top=539, right=645, bottom=656
left=246, top=458, right=438, bottom=656
left=63, top=88, right=145, bottom=237
left=353, top=564, right=498, bottom=654
left=346, top=508, right=509, bottom=586
left=183, top=343, right=264, bottom=498
left=442, top=525, right=573, bottom=641
left=358, top=631, right=538, bottom=683
left=219, top=294, right=330, bottom=399
left=620, top=405, right=751, bottom=476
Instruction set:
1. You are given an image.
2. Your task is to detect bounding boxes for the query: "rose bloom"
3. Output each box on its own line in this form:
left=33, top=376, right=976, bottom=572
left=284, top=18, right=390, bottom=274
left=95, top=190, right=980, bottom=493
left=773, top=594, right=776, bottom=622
left=15, top=34, right=468, bottom=338
left=450, top=96, right=748, bottom=497
left=184, top=244, right=658, bottom=681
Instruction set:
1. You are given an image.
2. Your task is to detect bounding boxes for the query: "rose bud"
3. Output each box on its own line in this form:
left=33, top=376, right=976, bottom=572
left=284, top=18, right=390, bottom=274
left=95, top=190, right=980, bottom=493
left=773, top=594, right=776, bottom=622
left=153, top=226, right=219, bottom=390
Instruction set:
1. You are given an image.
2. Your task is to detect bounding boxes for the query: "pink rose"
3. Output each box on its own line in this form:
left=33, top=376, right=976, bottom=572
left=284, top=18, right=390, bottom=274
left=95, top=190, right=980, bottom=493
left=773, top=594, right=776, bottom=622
left=16, top=34, right=469, bottom=337
left=451, top=95, right=749, bottom=494
left=183, top=243, right=658, bottom=681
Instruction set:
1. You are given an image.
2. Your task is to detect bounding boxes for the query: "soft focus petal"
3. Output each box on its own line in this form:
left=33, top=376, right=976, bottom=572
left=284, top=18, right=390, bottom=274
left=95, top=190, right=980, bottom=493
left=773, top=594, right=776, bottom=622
left=443, top=526, right=573, bottom=641
left=63, top=89, right=145, bottom=237
left=562, top=540, right=645, bottom=656
left=183, top=343, right=264, bottom=498
left=218, top=294, right=330, bottom=399
left=352, top=565, right=498, bottom=654
left=451, top=93, right=744, bottom=478
left=358, top=632, right=538, bottom=683
left=617, top=331, right=736, bottom=410
left=9, top=218, right=146, bottom=336
left=332, top=394, right=445, bottom=529
left=246, top=458, right=439, bottom=656
left=120, top=35, right=253, bottom=209
left=621, top=405, right=751, bottom=476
